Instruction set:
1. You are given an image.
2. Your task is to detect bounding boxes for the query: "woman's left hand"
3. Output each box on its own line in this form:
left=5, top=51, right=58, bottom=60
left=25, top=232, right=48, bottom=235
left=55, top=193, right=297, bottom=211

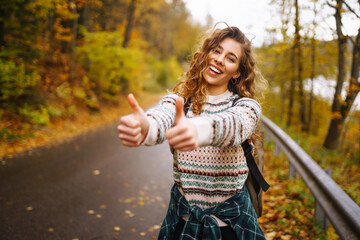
left=165, top=97, right=198, bottom=152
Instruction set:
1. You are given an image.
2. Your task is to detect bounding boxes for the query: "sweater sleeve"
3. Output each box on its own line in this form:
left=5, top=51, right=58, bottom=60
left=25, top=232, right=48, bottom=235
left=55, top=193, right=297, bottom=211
left=189, top=98, right=262, bottom=148
left=142, top=94, right=178, bottom=146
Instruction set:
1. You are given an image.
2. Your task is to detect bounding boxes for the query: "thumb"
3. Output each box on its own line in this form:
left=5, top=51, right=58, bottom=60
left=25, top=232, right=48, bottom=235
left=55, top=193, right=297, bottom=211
left=175, top=97, right=185, bottom=124
left=127, top=93, right=143, bottom=114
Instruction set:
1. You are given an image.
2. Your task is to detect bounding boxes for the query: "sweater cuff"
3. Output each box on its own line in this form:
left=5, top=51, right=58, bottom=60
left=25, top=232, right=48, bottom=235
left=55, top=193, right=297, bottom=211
left=189, top=117, right=212, bottom=147
left=142, top=116, right=158, bottom=146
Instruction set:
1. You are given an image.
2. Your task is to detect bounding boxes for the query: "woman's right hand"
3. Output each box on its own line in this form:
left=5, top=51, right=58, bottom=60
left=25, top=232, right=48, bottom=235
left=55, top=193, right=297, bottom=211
left=118, top=94, right=149, bottom=147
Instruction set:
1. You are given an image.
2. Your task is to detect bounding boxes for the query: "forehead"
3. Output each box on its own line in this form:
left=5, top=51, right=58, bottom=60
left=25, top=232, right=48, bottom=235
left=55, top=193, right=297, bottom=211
left=218, top=38, right=242, bottom=58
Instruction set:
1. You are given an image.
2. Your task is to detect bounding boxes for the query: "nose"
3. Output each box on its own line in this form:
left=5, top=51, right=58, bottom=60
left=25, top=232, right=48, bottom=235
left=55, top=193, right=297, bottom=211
left=214, top=54, right=225, bottom=65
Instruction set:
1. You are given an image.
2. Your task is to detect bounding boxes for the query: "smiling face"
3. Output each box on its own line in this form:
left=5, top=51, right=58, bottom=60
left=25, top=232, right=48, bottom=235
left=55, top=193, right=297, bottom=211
left=203, top=37, right=242, bottom=95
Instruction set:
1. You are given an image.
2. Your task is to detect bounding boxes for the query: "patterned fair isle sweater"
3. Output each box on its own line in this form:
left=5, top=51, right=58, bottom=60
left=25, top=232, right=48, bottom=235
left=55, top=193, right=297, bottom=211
left=142, top=90, right=262, bottom=209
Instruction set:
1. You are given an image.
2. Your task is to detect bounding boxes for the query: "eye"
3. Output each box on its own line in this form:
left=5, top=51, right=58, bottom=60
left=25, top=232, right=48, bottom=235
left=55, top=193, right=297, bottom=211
left=213, top=48, right=220, bottom=54
left=227, top=57, right=235, bottom=63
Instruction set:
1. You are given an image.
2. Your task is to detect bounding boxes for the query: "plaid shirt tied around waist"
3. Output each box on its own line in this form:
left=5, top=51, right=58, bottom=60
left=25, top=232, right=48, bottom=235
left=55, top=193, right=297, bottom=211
left=158, top=184, right=266, bottom=240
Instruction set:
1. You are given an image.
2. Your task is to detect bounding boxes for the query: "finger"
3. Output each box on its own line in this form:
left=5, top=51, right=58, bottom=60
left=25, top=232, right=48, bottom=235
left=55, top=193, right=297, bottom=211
left=118, top=132, right=142, bottom=143
left=165, top=125, right=186, bottom=140
left=120, top=139, right=141, bottom=147
left=167, top=132, right=192, bottom=146
left=120, top=115, right=140, bottom=128
left=178, top=146, right=197, bottom=152
left=118, top=125, right=141, bottom=136
left=172, top=140, right=197, bottom=151
left=127, top=93, right=143, bottom=114
left=174, top=97, right=185, bottom=124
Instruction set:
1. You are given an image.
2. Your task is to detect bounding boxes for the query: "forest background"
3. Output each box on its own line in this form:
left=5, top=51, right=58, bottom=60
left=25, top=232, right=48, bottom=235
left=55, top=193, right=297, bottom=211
left=0, top=0, right=359, bottom=237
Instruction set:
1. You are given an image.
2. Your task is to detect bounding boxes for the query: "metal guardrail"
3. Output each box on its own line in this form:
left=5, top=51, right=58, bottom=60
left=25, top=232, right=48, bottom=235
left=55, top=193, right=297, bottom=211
left=261, top=116, right=360, bottom=240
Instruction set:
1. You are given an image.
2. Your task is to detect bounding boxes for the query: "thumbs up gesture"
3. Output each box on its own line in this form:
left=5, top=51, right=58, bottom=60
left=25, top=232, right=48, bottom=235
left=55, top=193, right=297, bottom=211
left=118, top=94, right=149, bottom=147
left=165, top=97, right=198, bottom=151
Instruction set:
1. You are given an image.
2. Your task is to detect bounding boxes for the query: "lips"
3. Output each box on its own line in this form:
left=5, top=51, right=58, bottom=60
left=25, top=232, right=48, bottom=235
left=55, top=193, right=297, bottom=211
left=209, top=65, right=223, bottom=74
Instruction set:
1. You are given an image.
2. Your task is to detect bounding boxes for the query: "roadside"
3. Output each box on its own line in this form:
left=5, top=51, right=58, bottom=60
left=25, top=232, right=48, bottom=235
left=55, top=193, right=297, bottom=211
left=0, top=92, right=164, bottom=161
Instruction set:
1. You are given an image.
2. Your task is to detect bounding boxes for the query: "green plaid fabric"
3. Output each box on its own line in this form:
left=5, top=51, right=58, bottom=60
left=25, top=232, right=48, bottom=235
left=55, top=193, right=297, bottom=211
left=158, top=184, right=266, bottom=240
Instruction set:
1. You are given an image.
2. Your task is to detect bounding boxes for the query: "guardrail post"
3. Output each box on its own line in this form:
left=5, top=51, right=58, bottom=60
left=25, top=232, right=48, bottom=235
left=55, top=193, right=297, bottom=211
left=288, top=162, right=297, bottom=178
left=274, top=143, right=281, bottom=156
left=314, top=168, right=332, bottom=230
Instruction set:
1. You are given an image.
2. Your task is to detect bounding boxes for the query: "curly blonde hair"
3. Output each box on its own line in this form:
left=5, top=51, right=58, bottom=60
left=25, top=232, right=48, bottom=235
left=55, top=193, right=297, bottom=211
left=173, top=24, right=266, bottom=115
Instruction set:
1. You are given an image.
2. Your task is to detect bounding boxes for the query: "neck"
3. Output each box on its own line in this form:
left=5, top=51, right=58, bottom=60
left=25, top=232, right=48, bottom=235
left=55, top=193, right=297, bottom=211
left=207, top=86, right=228, bottom=96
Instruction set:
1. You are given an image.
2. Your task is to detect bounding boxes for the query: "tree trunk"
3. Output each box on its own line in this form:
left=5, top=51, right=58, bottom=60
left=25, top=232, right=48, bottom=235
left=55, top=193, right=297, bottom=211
left=323, top=0, right=356, bottom=150
left=0, top=21, right=4, bottom=50
left=69, top=0, right=78, bottom=81
left=287, top=45, right=296, bottom=127
left=83, top=0, right=90, bottom=30
left=294, top=0, right=307, bottom=131
left=123, top=0, right=136, bottom=48
left=307, top=1, right=318, bottom=133
left=307, top=37, right=316, bottom=134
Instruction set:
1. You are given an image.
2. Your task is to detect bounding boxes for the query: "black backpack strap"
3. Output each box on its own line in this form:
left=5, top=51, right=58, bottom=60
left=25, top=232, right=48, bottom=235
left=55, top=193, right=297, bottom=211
left=241, top=140, right=270, bottom=193
left=183, top=97, right=191, bottom=115
left=234, top=96, right=270, bottom=193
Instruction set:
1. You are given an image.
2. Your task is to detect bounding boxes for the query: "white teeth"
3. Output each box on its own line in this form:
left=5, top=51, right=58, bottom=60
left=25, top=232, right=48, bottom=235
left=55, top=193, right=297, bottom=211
left=210, top=66, right=222, bottom=74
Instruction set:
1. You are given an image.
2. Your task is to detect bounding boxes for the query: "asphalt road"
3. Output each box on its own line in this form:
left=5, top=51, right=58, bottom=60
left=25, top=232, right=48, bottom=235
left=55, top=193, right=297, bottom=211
left=0, top=122, right=174, bottom=240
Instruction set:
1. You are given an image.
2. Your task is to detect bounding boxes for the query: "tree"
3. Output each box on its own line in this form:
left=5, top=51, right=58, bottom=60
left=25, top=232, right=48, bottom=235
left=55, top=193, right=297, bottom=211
left=123, top=0, right=136, bottom=48
left=307, top=0, right=320, bottom=133
left=323, top=0, right=360, bottom=150
left=294, top=0, right=307, bottom=131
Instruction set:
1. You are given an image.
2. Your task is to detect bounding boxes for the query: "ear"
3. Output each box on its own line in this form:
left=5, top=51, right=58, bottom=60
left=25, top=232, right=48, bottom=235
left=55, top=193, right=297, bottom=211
left=233, top=71, right=241, bottom=79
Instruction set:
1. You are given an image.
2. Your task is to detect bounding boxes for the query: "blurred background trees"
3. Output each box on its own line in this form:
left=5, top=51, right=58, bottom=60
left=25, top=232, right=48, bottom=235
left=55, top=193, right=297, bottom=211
left=0, top=0, right=358, bottom=163
left=259, top=0, right=359, bottom=156
left=0, top=0, right=202, bottom=128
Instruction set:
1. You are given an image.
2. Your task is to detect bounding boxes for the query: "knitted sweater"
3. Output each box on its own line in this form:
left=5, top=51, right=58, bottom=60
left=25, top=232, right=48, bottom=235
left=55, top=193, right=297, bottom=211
left=143, top=90, right=262, bottom=209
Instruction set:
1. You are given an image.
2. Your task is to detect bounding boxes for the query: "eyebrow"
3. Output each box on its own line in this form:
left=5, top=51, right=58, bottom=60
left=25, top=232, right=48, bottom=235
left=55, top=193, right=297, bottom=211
left=217, top=45, right=239, bottom=60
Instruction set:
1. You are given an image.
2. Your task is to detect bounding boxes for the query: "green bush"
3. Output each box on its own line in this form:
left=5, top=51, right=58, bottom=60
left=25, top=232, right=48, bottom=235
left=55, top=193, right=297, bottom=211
left=76, top=31, right=148, bottom=101
left=19, top=104, right=50, bottom=125
left=0, top=59, right=39, bottom=103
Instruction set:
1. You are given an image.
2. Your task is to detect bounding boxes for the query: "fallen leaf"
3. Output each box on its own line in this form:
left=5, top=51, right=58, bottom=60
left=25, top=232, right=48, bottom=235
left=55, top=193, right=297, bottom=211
left=114, top=226, right=121, bottom=231
left=140, top=232, right=146, bottom=236
left=93, top=170, right=100, bottom=175
left=26, top=206, right=33, bottom=211
left=138, top=201, right=145, bottom=206
left=88, top=210, right=95, bottom=214
left=48, top=228, right=54, bottom=232
left=265, top=231, right=276, bottom=240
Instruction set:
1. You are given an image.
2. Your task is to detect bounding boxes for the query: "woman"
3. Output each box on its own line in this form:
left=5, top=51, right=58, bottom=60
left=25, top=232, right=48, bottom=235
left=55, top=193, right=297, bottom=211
left=118, top=24, right=267, bottom=240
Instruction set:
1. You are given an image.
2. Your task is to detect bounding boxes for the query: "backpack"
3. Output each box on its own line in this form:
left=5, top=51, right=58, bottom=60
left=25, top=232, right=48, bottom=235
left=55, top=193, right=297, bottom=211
left=183, top=97, right=270, bottom=217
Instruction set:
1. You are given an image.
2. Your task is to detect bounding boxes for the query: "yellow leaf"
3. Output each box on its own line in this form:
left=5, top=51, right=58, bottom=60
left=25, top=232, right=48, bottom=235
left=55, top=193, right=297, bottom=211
left=88, top=210, right=95, bottom=214
left=48, top=228, right=54, bottom=232
left=140, top=232, right=146, bottom=236
left=114, top=226, right=121, bottom=231
left=138, top=201, right=145, bottom=206
left=332, top=111, right=342, bottom=119
left=93, top=170, right=100, bottom=175
left=281, top=235, right=291, bottom=240
left=26, top=206, right=33, bottom=211
left=265, top=231, right=276, bottom=240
